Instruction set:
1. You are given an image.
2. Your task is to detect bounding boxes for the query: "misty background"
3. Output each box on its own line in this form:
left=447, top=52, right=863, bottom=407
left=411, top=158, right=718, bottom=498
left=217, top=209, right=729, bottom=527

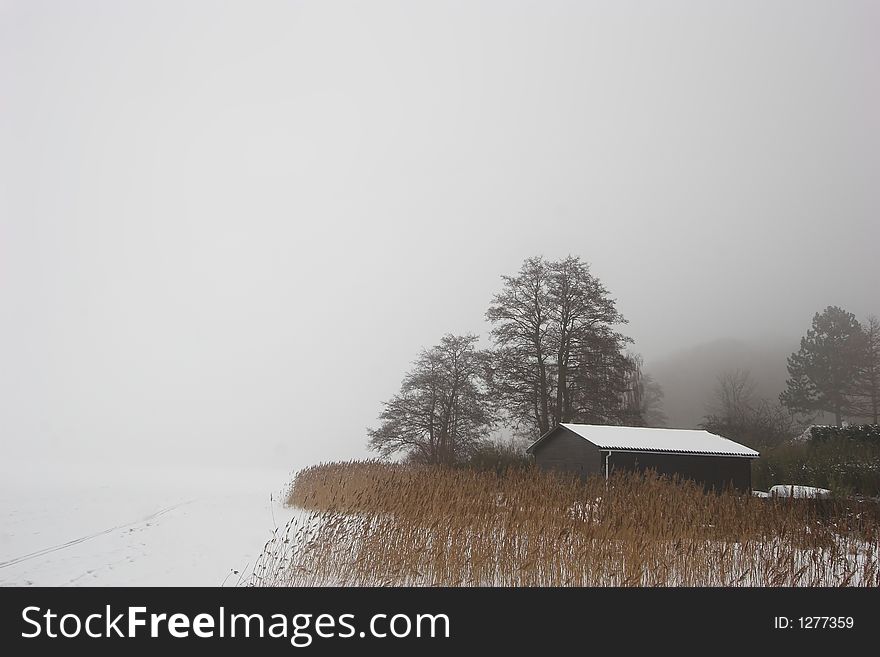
left=1, top=1, right=878, bottom=470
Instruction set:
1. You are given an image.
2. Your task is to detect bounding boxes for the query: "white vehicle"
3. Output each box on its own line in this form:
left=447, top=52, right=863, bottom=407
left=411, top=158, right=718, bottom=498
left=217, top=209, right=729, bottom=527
left=768, top=484, right=832, bottom=499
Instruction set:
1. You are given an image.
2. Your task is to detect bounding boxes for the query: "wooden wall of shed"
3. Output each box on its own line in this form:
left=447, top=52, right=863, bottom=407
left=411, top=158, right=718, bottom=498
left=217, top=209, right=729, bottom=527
left=606, top=451, right=753, bottom=492
left=531, top=427, right=602, bottom=479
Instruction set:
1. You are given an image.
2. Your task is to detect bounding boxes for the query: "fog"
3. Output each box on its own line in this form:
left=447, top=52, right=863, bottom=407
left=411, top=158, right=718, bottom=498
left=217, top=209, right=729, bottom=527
left=1, top=1, right=878, bottom=469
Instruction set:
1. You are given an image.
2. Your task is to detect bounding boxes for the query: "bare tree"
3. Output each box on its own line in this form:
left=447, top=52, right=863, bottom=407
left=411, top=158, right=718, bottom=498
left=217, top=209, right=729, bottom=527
left=546, top=257, right=626, bottom=425
left=621, top=353, right=668, bottom=427
left=485, top=257, right=553, bottom=434
left=566, top=329, right=632, bottom=425
left=702, top=369, right=798, bottom=449
left=368, top=334, right=494, bottom=464
left=486, top=255, right=629, bottom=437
left=708, top=369, right=757, bottom=425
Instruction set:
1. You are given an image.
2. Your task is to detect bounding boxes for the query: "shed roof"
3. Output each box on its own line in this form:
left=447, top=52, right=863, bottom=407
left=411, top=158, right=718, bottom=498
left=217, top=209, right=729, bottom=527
left=526, top=423, right=760, bottom=458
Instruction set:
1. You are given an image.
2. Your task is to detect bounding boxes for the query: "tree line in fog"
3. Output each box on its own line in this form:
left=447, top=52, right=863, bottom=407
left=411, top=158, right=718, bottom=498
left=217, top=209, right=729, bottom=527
left=367, top=255, right=662, bottom=465
left=367, top=257, right=880, bottom=465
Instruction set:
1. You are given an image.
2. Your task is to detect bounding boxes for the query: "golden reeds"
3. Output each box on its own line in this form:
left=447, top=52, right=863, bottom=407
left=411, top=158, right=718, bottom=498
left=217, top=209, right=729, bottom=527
left=250, top=461, right=880, bottom=587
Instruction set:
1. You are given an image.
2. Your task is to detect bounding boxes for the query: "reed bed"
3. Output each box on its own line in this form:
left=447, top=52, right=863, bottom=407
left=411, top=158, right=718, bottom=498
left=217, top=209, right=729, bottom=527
left=250, top=461, right=880, bottom=587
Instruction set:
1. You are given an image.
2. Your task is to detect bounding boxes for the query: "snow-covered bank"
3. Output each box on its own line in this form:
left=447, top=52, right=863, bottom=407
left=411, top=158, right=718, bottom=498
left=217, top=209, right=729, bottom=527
left=0, top=459, right=299, bottom=586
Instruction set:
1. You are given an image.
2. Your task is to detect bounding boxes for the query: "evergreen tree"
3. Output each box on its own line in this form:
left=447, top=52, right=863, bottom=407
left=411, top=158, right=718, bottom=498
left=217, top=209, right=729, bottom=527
left=780, top=306, right=865, bottom=426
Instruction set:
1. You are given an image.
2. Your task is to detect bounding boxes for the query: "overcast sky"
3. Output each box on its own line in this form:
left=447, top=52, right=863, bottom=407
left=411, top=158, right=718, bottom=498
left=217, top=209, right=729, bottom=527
left=1, top=1, right=878, bottom=468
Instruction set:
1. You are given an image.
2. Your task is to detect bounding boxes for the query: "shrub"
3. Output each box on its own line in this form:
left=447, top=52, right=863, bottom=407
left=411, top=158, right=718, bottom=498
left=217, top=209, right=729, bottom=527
left=461, top=440, right=532, bottom=475
left=752, top=434, right=880, bottom=496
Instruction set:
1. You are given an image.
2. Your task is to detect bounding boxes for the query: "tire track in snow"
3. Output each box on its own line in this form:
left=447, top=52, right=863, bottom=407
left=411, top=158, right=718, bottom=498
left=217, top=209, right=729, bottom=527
left=0, top=499, right=196, bottom=569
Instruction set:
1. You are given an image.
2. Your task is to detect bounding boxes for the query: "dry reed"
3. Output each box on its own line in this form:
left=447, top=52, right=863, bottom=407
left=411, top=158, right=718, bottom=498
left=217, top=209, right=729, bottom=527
left=249, top=461, right=880, bottom=587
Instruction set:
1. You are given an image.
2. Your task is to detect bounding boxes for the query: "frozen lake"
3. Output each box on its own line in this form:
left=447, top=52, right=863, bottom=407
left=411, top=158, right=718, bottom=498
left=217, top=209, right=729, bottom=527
left=0, top=459, right=299, bottom=586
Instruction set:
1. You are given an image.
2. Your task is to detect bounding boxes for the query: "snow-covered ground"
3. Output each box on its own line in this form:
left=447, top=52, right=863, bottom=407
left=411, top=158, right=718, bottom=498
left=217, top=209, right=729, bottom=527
left=0, top=459, right=299, bottom=586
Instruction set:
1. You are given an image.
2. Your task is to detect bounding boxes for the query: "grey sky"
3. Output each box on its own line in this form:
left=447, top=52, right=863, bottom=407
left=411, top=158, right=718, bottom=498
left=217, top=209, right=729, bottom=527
left=1, top=1, right=878, bottom=467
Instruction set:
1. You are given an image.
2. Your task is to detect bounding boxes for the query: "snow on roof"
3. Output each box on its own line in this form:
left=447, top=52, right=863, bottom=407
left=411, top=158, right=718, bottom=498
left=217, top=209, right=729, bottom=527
left=527, top=423, right=760, bottom=458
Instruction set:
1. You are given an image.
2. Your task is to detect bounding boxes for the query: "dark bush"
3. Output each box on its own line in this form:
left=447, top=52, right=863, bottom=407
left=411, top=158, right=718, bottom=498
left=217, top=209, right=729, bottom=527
left=753, top=429, right=880, bottom=496
left=804, top=424, right=880, bottom=443
left=463, top=441, right=533, bottom=475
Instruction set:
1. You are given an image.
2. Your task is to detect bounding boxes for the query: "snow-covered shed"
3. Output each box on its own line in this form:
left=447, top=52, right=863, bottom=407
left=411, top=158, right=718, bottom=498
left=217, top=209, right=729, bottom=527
left=526, top=424, right=760, bottom=492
